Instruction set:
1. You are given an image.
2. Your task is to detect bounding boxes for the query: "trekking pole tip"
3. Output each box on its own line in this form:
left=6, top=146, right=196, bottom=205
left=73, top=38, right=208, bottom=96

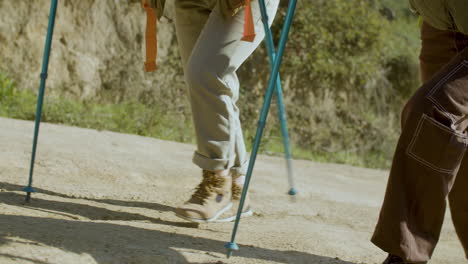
left=288, top=188, right=298, bottom=196
left=23, top=186, right=36, bottom=202
left=225, top=242, right=239, bottom=258
left=23, top=186, right=37, bottom=202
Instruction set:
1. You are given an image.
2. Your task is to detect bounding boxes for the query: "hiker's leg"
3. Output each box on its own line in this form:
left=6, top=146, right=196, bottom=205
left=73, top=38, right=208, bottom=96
left=419, top=22, right=461, bottom=83
left=372, top=49, right=468, bottom=262
left=371, top=36, right=468, bottom=263
left=448, top=34, right=468, bottom=261
left=175, top=0, right=214, bottom=67
left=174, top=0, right=279, bottom=222
left=449, top=155, right=468, bottom=259
left=185, top=0, right=279, bottom=173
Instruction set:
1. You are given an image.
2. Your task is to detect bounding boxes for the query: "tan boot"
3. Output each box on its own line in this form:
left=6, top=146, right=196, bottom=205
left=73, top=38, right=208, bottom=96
left=175, top=170, right=233, bottom=223
left=216, top=174, right=253, bottom=222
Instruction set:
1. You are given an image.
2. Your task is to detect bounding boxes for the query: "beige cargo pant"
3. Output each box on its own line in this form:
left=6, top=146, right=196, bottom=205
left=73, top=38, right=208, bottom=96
left=175, top=0, right=279, bottom=175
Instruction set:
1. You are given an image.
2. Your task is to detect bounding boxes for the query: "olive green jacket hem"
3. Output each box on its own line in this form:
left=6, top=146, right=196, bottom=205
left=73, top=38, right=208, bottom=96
left=409, top=0, right=468, bottom=34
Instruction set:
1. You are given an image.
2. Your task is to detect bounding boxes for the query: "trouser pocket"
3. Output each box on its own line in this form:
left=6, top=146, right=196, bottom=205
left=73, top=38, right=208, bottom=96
left=407, top=114, right=467, bottom=174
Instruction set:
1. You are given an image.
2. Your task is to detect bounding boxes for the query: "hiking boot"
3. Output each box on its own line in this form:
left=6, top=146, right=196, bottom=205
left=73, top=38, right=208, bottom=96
left=216, top=177, right=253, bottom=222
left=382, top=254, right=427, bottom=264
left=175, top=170, right=232, bottom=223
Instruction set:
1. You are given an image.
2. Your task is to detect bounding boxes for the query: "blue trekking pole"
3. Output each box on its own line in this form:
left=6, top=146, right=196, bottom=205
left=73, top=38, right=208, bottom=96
left=23, top=0, right=58, bottom=202
left=261, top=0, right=297, bottom=196
left=225, top=0, right=298, bottom=257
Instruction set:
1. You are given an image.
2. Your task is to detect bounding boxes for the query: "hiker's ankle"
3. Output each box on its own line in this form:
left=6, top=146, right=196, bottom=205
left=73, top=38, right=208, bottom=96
left=233, top=175, right=245, bottom=186
left=213, top=169, right=230, bottom=177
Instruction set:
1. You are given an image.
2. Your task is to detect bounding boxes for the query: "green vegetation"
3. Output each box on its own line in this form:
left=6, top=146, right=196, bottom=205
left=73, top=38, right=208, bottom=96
left=0, top=73, right=195, bottom=143
left=238, top=0, right=420, bottom=168
left=0, top=0, right=421, bottom=169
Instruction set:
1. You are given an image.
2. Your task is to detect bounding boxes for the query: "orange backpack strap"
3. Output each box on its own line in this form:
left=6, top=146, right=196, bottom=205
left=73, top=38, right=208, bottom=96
left=241, top=0, right=256, bottom=42
left=142, top=0, right=157, bottom=72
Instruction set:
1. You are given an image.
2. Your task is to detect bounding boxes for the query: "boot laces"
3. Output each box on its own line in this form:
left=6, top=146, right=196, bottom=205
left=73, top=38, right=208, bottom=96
left=232, top=184, right=242, bottom=200
left=191, top=171, right=225, bottom=203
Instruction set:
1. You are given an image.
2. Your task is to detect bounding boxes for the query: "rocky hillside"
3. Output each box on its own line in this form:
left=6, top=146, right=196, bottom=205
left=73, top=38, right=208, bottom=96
left=0, top=0, right=178, bottom=101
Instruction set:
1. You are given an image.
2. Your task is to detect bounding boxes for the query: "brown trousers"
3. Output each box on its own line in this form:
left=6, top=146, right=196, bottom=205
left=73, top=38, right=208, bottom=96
left=371, top=22, right=468, bottom=263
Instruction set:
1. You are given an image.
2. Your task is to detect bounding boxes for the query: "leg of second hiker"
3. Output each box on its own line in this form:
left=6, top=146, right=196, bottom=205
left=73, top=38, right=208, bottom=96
left=372, top=48, right=468, bottom=263
left=419, top=22, right=463, bottom=83
left=448, top=31, right=468, bottom=262
left=372, top=21, right=468, bottom=264
left=449, top=155, right=468, bottom=259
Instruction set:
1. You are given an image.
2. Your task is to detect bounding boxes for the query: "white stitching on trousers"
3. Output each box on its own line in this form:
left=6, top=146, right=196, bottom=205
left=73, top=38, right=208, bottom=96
left=426, top=63, right=468, bottom=124
left=406, top=114, right=467, bottom=174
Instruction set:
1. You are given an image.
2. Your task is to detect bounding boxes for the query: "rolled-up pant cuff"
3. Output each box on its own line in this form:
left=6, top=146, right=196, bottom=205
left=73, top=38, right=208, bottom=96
left=193, top=152, right=248, bottom=176
left=371, top=231, right=415, bottom=263
left=192, top=152, right=230, bottom=172
left=231, top=160, right=248, bottom=176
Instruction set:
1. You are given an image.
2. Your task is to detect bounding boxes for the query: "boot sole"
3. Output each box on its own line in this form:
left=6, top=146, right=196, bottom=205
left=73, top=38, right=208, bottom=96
left=175, top=202, right=233, bottom=223
left=214, top=207, right=254, bottom=223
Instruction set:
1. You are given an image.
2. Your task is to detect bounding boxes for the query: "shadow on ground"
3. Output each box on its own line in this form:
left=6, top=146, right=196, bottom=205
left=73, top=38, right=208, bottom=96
left=0, top=182, right=359, bottom=264
left=0, top=182, right=174, bottom=212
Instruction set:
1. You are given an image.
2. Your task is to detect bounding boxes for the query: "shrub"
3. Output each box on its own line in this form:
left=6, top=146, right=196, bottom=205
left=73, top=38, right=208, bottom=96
left=238, top=0, right=420, bottom=168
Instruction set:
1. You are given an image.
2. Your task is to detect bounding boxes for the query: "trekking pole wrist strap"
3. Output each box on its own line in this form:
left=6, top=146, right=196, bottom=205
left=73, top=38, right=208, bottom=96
left=142, top=0, right=158, bottom=72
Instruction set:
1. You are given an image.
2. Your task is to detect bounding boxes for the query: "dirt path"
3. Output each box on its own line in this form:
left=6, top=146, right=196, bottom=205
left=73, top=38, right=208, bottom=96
left=0, top=117, right=465, bottom=264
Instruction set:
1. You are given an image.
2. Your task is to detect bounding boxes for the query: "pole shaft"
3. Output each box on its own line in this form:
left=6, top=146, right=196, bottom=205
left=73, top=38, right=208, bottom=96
left=259, top=0, right=296, bottom=191
left=229, top=0, right=298, bottom=245
left=26, top=0, right=58, bottom=190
